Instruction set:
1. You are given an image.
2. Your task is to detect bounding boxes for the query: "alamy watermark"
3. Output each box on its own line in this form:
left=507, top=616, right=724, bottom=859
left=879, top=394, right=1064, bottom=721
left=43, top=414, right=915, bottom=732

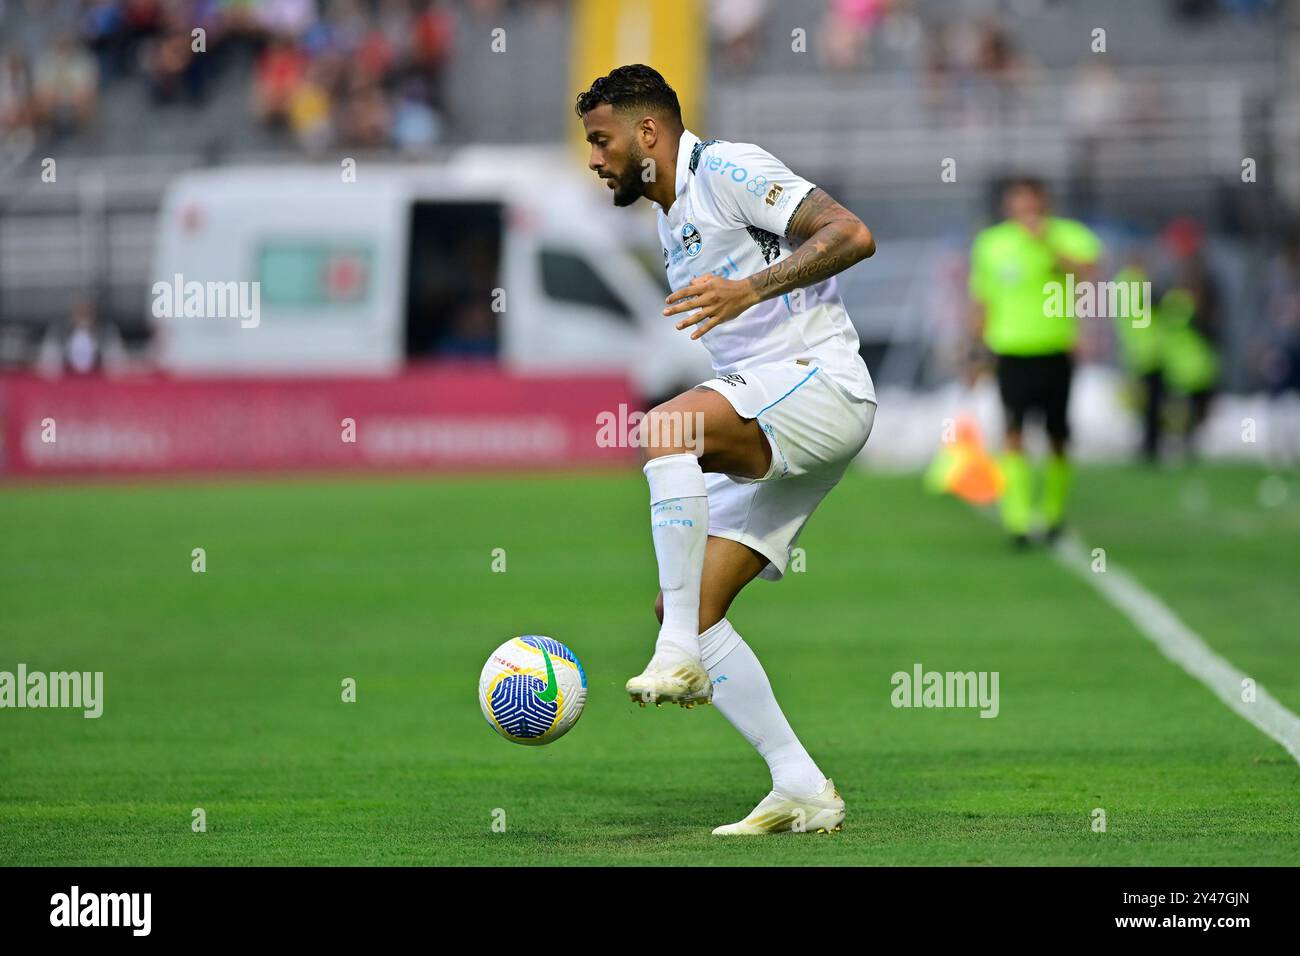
left=891, top=662, right=999, bottom=718
left=596, top=404, right=706, bottom=453
left=1044, top=274, right=1150, bottom=328
left=50, top=886, right=150, bottom=936
left=0, top=664, right=103, bottom=718
left=151, top=273, right=260, bottom=328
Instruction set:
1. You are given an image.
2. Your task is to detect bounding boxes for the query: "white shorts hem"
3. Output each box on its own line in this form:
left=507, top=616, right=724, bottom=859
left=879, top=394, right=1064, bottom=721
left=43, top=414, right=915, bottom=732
left=695, top=380, right=784, bottom=482
left=708, top=528, right=787, bottom=581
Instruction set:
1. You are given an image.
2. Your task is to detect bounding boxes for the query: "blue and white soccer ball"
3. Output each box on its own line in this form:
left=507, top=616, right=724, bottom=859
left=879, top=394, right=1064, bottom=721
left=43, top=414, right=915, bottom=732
left=478, top=636, right=587, bottom=745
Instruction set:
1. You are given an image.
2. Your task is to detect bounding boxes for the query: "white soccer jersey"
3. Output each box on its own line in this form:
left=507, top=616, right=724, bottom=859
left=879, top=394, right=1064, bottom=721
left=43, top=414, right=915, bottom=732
left=652, top=129, right=875, bottom=403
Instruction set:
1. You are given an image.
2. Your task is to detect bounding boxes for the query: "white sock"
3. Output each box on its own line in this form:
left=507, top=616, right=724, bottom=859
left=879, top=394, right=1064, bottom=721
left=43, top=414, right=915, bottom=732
left=643, top=453, right=708, bottom=660
left=699, top=618, right=827, bottom=797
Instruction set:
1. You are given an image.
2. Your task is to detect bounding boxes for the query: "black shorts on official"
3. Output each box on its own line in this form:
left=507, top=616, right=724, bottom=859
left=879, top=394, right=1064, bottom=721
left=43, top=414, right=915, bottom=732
left=995, top=351, right=1073, bottom=441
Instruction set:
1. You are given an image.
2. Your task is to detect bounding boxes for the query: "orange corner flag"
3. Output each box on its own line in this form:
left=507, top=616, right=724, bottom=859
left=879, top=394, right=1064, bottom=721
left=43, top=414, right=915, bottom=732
left=923, top=414, right=1004, bottom=505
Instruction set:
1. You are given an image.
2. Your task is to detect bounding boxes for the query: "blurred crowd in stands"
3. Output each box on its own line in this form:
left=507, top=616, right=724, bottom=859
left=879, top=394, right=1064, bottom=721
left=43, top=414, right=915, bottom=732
left=710, top=0, right=1275, bottom=76
left=710, top=0, right=1037, bottom=80
left=0, top=0, right=537, bottom=153
left=1, top=0, right=1279, bottom=152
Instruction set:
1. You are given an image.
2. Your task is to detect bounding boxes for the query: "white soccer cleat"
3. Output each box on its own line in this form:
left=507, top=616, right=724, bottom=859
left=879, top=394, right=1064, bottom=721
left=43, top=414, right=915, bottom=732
left=711, top=779, right=845, bottom=835
left=625, top=651, right=712, bottom=708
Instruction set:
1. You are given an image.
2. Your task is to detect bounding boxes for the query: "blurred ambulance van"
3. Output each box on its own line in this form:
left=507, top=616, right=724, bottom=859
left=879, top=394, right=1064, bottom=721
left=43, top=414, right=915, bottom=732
left=150, top=147, right=712, bottom=401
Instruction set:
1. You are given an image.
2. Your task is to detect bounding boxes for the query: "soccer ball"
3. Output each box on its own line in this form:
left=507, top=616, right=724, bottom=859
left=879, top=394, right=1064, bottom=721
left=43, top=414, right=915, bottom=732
left=478, top=636, right=587, bottom=745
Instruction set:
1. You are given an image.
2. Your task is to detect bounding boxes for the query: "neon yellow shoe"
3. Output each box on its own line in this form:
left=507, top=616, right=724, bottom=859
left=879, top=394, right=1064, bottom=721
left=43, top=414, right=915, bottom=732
left=712, top=779, right=844, bottom=835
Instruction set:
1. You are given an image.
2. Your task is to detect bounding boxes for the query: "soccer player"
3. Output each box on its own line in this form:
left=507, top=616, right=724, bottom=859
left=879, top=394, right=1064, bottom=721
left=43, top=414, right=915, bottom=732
left=575, top=65, right=878, bottom=835
left=968, top=178, right=1101, bottom=545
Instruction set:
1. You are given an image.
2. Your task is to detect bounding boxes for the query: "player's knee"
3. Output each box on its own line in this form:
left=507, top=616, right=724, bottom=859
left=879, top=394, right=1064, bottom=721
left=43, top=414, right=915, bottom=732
left=641, top=392, right=716, bottom=463
left=653, top=592, right=664, bottom=624
left=641, top=402, right=694, bottom=460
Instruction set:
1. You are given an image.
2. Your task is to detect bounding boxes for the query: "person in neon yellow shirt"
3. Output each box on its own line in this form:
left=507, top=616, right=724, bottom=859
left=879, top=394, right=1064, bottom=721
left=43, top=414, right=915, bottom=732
left=968, top=178, right=1102, bottom=545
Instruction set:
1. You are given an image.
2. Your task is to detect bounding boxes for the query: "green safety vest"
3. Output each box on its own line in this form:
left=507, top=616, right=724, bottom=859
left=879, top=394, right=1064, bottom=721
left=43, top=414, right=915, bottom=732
left=1158, top=288, right=1218, bottom=394
left=1112, top=266, right=1161, bottom=375
left=969, top=218, right=1103, bottom=356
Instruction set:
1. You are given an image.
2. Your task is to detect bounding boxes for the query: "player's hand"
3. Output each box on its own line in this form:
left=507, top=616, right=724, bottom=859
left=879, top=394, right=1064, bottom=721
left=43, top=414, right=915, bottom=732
left=664, top=275, right=759, bottom=340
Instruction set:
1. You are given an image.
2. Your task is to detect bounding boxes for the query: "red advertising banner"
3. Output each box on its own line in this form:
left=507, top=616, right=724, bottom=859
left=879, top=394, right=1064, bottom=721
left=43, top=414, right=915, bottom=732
left=0, top=367, right=639, bottom=478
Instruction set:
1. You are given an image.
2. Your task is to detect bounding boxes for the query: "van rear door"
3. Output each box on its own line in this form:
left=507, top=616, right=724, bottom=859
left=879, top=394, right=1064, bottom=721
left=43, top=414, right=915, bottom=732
left=154, top=168, right=407, bottom=375
left=404, top=200, right=504, bottom=360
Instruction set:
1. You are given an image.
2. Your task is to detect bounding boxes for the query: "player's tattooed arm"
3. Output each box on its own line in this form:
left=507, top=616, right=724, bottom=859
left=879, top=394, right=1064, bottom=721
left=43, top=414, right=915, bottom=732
left=748, top=188, right=875, bottom=303
left=663, top=188, right=874, bottom=340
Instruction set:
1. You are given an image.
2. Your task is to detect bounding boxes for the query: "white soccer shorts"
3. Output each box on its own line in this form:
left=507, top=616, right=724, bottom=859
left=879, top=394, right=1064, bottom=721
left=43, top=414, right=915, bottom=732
left=698, top=359, right=876, bottom=580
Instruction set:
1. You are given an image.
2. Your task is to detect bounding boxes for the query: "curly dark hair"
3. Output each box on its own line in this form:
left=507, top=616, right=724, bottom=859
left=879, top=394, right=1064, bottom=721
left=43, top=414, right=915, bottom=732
left=574, top=64, right=682, bottom=125
left=1001, top=175, right=1048, bottom=198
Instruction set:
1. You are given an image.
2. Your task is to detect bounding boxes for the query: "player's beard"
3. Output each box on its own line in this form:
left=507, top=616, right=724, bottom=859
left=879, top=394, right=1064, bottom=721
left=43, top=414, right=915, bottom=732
left=609, top=144, right=647, bottom=207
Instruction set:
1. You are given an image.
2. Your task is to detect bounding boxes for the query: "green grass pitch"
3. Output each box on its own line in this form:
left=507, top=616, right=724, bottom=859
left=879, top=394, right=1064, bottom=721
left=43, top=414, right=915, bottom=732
left=1, top=464, right=1298, bottom=865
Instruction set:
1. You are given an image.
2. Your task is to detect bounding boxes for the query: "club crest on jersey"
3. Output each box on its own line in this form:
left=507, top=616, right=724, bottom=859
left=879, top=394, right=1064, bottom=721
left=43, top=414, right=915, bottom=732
left=681, top=221, right=703, bottom=258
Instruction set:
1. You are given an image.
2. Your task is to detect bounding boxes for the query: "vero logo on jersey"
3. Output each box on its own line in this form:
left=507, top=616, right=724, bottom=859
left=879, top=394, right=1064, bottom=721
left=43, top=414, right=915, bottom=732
left=709, top=256, right=741, bottom=280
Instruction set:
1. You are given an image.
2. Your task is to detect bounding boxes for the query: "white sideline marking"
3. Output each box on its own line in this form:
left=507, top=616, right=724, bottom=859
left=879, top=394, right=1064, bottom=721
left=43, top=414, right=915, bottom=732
left=1053, top=532, right=1300, bottom=765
